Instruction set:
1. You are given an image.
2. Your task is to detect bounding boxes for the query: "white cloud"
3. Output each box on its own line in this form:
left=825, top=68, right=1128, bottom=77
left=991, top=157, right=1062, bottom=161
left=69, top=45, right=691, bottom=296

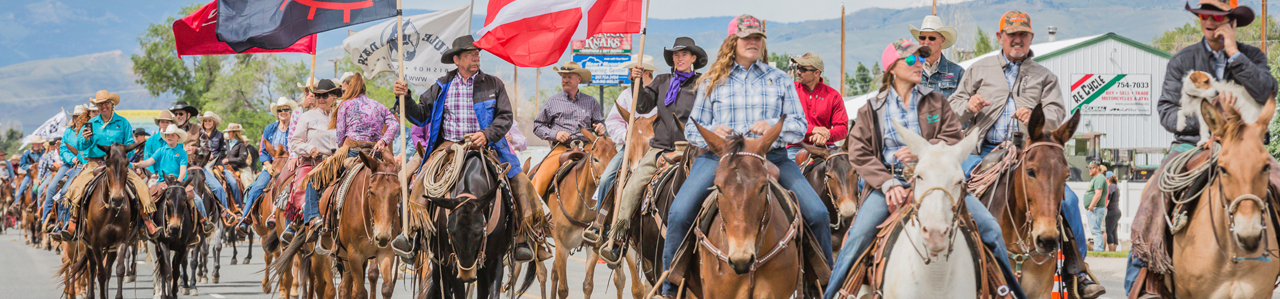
left=405, top=0, right=977, bottom=23
left=25, top=0, right=120, bottom=25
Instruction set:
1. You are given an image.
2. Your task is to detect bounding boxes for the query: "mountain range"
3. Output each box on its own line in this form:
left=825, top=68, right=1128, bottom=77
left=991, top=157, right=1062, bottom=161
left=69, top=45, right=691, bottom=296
left=0, top=0, right=1213, bottom=132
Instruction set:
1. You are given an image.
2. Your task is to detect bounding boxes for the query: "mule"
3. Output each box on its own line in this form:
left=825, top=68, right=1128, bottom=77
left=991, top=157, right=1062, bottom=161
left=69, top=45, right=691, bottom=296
left=800, top=142, right=860, bottom=253
left=616, top=143, right=699, bottom=297
left=1170, top=98, right=1280, bottom=298
left=58, top=142, right=146, bottom=299
left=544, top=129, right=620, bottom=299
left=150, top=175, right=199, bottom=299
left=424, top=148, right=518, bottom=299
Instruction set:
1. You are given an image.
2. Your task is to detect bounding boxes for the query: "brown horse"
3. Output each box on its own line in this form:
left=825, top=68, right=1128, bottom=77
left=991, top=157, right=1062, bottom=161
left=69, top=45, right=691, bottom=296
left=983, top=104, right=1082, bottom=298
left=323, top=147, right=401, bottom=299
left=543, top=129, right=619, bottom=299
left=19, top=164, right=40, bottom=245
left=800, top=142, right=860, bottom=253
left=251, top=142, right=302, bottom=296
left=615, top=142, right=700, bottom=297
left=1169, top=98, right=1280, bottom=298
left=58, top=142, right=145, bottom=299
left=684, top=119, right=804, bottom=298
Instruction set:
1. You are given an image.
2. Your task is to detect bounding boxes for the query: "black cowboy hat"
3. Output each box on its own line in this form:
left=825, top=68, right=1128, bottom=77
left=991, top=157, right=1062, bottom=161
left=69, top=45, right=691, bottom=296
left=133, top=128, right=150, bottom=137
left=1186, top=0, right=1255, bottom=27
left=440, top=35, right=481, bottom=64
left=664, top=37, right=708, bottom=70
left=312, top=79, right=343, bottom=96
left=169, top=100, right=199, bottom=117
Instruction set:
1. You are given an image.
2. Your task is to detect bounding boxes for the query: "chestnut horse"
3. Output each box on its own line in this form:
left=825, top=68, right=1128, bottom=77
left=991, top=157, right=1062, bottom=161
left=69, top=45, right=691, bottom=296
left=252, top=142, right=305, bottom=297
left=984, top=104, right=1082, bottom=298
left=1170, top=98, right=1280, bottom=298
left=315, top=147, right=401, bottom=299
left=58, top=142, right=145, bottom=299
left=800, top=142, right=860, bottom=253
left=543, top=129, right=619, bottom=299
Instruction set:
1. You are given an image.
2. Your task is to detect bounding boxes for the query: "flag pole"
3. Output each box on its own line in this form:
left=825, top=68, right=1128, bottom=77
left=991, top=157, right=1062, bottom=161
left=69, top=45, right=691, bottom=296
left=609, top=0, right=651, bottom=245
left=839, top=4, right=846, bottom=96
left=513, top=66, right=520, bottom=116
left=310, top=52, right=317, bottom=85
left=396, top=0, right=409, bottom=233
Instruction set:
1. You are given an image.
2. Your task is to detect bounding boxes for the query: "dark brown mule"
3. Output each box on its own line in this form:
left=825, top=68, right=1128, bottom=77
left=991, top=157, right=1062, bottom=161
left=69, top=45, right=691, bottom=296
left=615, top=142, right=700, bottom=297
left=58, top=142, right=145, bottom=299
left=674, top=119, right=806, bottom=298
left=544, top=129, right=618, bottom=299
left=150, top=175, right=199, bottom=299
left=979, top=104, right=1082, bottom=298
left=800, top=142, right=860, bottom=253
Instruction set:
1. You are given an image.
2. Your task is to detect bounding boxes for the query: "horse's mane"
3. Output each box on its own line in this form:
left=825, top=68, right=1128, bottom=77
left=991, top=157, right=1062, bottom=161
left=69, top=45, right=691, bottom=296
left=724, top=135, right=746, bottom=156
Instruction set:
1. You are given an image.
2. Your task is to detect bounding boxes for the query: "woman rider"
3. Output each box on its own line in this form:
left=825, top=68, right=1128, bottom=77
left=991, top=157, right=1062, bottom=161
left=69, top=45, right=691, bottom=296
left=654, top=15, right=831, bottom=298
left=823, top=40, right=1024, bottom=299
left=281, top=79, right=340, bottom=243
left=238, top=97, right=298, bottom=233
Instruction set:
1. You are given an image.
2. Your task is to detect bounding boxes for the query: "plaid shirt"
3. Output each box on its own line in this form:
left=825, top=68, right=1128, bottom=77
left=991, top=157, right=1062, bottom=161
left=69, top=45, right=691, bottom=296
left=37, top=149, right=59, bottom=180
left=881, top=86, right=923, bottom=166
left=532, top=91, right=604, bottom=142
left=442, top=73, right=482, bottom=142
left=986, top=54, right=1021, bottom=144
left=684, top=61, right=807, bottom=150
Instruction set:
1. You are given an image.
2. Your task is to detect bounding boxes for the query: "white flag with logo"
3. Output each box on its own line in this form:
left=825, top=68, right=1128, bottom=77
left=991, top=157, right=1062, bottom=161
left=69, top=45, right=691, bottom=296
left=343, top=5, right=470, bottom=87
left=22, top=111, right=66, bottom=147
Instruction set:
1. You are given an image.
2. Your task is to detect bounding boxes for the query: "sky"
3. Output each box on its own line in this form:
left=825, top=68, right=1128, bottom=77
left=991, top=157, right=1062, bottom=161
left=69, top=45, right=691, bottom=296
left=404, top=0, right=976, bottom=23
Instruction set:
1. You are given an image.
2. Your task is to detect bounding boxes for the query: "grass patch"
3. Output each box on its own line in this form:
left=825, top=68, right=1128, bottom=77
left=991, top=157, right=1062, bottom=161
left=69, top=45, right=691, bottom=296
left=1087, top=250, right=1129, bottom=258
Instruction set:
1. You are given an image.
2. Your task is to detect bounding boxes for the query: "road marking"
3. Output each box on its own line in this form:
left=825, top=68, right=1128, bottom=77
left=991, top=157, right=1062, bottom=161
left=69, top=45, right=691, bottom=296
left=210, top=294, right=225, bottom=298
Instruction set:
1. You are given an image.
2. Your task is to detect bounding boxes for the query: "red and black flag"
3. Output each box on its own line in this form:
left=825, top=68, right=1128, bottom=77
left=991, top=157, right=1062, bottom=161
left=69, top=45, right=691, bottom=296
left=216, top=0, right=396, bottom=52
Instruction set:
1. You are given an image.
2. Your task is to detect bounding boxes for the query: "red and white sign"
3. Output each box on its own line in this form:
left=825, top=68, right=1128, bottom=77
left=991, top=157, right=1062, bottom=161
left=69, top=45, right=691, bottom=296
left=572, top=33, right=632, bottom=54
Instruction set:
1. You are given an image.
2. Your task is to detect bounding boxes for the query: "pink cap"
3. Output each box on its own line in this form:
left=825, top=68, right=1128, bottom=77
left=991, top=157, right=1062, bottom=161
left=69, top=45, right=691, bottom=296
left=881, top=39, right=922, bottom=72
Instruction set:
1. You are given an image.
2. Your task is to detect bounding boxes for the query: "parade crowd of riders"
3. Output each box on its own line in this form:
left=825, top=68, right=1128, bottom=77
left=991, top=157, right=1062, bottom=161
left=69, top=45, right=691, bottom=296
left=16, top=0, right=1280, bottom=298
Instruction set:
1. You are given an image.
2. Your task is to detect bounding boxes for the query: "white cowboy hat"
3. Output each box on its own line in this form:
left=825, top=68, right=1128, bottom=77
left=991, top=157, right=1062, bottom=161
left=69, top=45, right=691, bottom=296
left=86, top=103, right=99, bottom=111
left=197, top=111, right=222, bottom=127
left=908, top=15, right=959, bottom=50
left=339, top=72, right=355, bottom=85
left=270, top=97, right=300, bottom=113
left=618, top=54, right=659, bottom=72
left=72, top=104, right=88, bottom=116
left=29, top=135, right=45, bottom=144
left=159, top=124, right=189, bottom=143
left=224, top=123, right=244, bottom=133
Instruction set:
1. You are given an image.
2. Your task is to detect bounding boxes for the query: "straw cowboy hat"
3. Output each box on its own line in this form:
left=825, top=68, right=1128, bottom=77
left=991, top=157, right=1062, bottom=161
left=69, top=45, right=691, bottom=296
left=619, top=54, right=659, bottom=72
left=440, top=35, right=481, bottom=64
left=296, top=77, right=317, bottom=92
left=224, top=123, right=244, bottom=133
left=29, top=135, right=45, bottom=144
left=159, top=124, right=189, bottom=143
left=154, top=110, right=175, bottom=126
left=554, top=61, right=592, bottom=82
left=90, top=90, right=120, bottom=105
left=197, top=111, right=223, bottom=127
left=270, top=97, right=300, bottom=112
left=664, top=37, right=708, bottom=70
left=72, top=104, right=88, bottom=116
left=909, top=15, right=959, bottom=49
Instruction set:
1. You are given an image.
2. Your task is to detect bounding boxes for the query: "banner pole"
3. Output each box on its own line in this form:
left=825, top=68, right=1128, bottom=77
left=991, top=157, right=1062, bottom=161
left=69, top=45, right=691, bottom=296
left=310, top=52, right=317, bottom=86
left=608, top=0, right=651, bottom=246
left=840, top=4, right=846, bottom=96
left=396, top=0, right=409, bottom=234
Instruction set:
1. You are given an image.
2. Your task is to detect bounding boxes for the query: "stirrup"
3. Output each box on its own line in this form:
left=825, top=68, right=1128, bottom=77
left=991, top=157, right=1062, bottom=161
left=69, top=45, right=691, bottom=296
left=391, top=235, right=416, bottom=263
left=513, top=243, right=535, bottom=262
left=582, top=227, right=602, bottom=245
left=598, top=240, right=626, bottom=266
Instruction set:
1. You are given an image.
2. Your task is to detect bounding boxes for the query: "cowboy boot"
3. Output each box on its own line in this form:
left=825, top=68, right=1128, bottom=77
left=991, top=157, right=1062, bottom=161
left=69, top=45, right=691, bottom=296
left=59, top=220, right=75, bottom=241
left=390, top=233, right=416, bottom=264
left=1079, top=275, right=1106, bottom=299
left=141, top=217, right=160, bottom=240
left=280, top=221, right=298, bottom=247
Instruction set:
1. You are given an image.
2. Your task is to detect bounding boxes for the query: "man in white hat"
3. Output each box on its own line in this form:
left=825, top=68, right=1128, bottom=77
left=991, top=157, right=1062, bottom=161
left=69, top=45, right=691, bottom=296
left=910, top=15, right=965, bottom=98
left=15, top=135, right=46, bottom=200
left=530, top=61, right=607, bottom=197
left=238, top=97, right=299, bottom=233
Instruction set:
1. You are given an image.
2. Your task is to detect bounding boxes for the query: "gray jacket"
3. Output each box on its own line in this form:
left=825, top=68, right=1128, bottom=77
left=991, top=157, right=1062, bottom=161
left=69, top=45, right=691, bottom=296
left=947, top=52, right=1065, bottom=151
left=1158, top=39, right=1275, bottom=145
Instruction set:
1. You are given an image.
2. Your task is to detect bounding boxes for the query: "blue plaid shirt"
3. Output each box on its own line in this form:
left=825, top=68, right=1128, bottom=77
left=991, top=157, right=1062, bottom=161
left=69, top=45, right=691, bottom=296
left=685, top=61, right=807, bottom=150
left=881, top=86, right=923, bottom=166
left=986, top=54, right=1021, bottom=144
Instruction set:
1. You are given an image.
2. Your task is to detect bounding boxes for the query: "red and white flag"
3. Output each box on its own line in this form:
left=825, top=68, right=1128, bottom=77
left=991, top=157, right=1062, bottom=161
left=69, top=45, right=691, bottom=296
left=475, top=0, right=643, bottom=67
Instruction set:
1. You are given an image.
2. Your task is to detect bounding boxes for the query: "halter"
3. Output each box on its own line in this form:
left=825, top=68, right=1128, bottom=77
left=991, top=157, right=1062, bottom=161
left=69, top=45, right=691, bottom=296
left=1209, top=166, right=1277, bottom=263
left=721, top=152, right=767, bottom=163
left=819, top=152, right=853, bottom=230
left=903, top=186, right=964, bottom=264
left=1005, top=141, right=1068, bottom=275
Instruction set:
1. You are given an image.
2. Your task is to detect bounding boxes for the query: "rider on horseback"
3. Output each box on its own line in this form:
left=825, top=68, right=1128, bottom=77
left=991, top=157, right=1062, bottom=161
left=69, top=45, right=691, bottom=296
left=45, top=105, right=90, bottom=237
left=133, top=124, right=211, bottom=230
left=584, top=54, right=656, bottom=245
left=389, top=35, right=542, bottom=263
left=15, top=135, right=46, bottom=202
left=279, top=79, right=339, bottom=244
left=238, top=97, right=297, bottom=234
left=193, top=111, right=242, bottom=218
left=657, top=15, right=833, bottom=298
left=61, top=90, right=159, bottom=240
left=591, top=36, right=707, bottom=262
left=828, top=39, right=1026, bottom=299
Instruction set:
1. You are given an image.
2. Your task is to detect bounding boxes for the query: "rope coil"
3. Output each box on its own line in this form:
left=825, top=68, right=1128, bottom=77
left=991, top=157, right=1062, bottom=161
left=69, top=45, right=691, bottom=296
left=1159, top=143, right=1220, bottom=204
left=422, top=143, right=467, bottom=198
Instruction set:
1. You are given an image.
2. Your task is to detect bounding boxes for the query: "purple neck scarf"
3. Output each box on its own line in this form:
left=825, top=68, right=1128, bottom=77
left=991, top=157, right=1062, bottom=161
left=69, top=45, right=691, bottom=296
left=664, top=71, right=695, bottom=106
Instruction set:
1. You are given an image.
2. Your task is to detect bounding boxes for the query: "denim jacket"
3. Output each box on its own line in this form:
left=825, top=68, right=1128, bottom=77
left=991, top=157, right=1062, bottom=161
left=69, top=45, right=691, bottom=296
left=920, top=54, right=965, bottom=99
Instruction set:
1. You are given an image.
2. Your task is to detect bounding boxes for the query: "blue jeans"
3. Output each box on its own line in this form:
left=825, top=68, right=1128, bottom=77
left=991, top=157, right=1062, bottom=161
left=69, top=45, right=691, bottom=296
left=825, top=189, right=1026, bottom=299
left=201, top=168, right=229, bottom=209
left=193, top=192, right=207, bottom=216
left=41, top=165, right=72, bottom=222
left=1089, top=207, right=1107, bottom=252
left=241, top=170, right=272, bottom=223
left=302, top=182, right=320, bottom=223
left=16, top=176, right=30, bottom=202
left=223, top=169, right=241, bottom=207
left=661, top=149, right=831, bottom=295
left=786, top=146, right=802, bottom=160
left=593, top=152, right=625, bottom=211
left=964, top=143, right=1090, bottom=261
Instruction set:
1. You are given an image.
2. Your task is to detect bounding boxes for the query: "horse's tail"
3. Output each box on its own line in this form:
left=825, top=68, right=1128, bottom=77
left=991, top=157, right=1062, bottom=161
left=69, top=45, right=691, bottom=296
left=262, top=229, right=279, bottom=252
left=516, top=260, right=538, bottom=295
left=267, top=227, right=316, bottom=290
left=56, top=243, right=92, bottom=296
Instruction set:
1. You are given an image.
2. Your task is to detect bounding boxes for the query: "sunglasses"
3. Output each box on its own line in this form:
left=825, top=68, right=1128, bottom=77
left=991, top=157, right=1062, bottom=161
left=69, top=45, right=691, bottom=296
left=918, top=35, right=939, bottom=41
left=903, top=55, right=920, bottom=66
left=797, top=67, right=818, bottom=73
left=1198, top=13, right=1228, bottom=22
left=276, top=108, right=292, bottom=113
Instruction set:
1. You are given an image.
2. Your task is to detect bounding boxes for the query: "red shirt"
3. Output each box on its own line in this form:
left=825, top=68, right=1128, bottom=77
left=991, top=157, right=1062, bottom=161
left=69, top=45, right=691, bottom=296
left=790, top=80, right=848, bottom=148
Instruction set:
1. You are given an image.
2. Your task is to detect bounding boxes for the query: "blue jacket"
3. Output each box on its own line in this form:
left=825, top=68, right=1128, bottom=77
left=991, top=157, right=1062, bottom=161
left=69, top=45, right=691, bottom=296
left=920, top=54, right=965, bottom=99
left=19, top=148, right=44, bottom=170
left=258, top=122, right=289, bottom=162
left=60, top=127, right=83, bottom=165
left=75, top=113, right=135, bottom=159
left=405, top=69, right=521, bottom=178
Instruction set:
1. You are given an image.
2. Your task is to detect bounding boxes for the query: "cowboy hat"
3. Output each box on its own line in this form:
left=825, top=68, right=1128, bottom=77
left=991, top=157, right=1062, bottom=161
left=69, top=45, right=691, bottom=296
left=29, top=135, right=45, bottom=144
left=339, top=72, right=355, bottom=85
left=86, top=103, right=99, bottom=112
left=554, top=61, right=592, bottom=82
left=909, top=15, right=959, bottom=49
left=72, top=104, right=87, bottom=116
left=197, top=111, right=222, bottom=127
left=296, top=77, right=317, bottom=92
left=224, top=123, right=244, bottom=133
left=618, top=54, right=659, bottom=72
left=440, top=35, right=481, bottom=64
left=312, top=79, right=342, bottom=95
left=154, top=110, right=175, bottom=126
left=791, top=52, right=825, bottom=72
left=133, top=128, right=150, bottom=137
left=270, top=97, right=300, bottom=113
left=664, top=37, right=708, bottom=70
left=169, top=101, right=199, bottom=117
left=90, top=90, right=120, bottom=105
left=1186, top=0, right=1255, bottom=27
left=159, top=124, right=188, bottom=144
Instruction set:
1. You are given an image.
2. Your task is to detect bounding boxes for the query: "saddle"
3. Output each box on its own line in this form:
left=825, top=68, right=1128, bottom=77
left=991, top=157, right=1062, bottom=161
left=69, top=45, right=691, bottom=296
left=835, top=203, right=1014, bottom=299
left=558, top=149, right=586, bottom=167
left=666, top=180, right=830, bottom=294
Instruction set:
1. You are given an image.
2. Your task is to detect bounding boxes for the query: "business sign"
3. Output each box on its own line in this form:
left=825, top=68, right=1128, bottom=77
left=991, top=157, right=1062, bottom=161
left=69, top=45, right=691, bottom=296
left=572, top=54, right=632, bottom=86
left=571, top=33, right=632, bottom=54
left=1068, top=74, right=1152, bottom=115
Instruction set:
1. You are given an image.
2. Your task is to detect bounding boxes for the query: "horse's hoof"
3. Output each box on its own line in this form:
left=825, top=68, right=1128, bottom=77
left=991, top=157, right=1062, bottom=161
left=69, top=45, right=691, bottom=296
left=181, top=288, right=190, bottom=296
left=243, top=258, right=251, bottom=264
left=229, top=259, right=237, bottom=265
left=125, top=276, right=135, bottom=283
left=189, top=289, right=198, bottom=296
left=198, top=276, right=207, bottom=284
left=212, top=276, right=219, bottom=284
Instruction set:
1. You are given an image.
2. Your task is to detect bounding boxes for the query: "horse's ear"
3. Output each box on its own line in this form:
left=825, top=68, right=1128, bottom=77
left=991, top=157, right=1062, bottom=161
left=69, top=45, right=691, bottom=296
left=952, top=130, right=983, bottom=163
left=428, top=196, right=465, bottom=210
left=521, top=157, right=532, bottom=175
left=802, top=142, right=829, bottom=159
left=580, top=128, right=598, bottom=141
left=1027, top=103, right=1047, bottom=142
left=358, top=151, right=377, bottom=172
left=1052, top=108, right=1083, bottom=145
left=694, top=121, right=727, bottom=156
left=125, top=142, right=145, bottom=155
left=414, top=142, right=425, bottom=158
left=617, top=104, right=632, bottom=123
left=96, top=144, right=110, bottom=154
left=1255, top=97, right=1276, bottom=128
left=893, top=120, right=933, bottom=157
left=65, top=143, right=80, bottom=157
left=1200, top=99, right=1227, bottom=137
left=751, top=115, right=788, bottom=155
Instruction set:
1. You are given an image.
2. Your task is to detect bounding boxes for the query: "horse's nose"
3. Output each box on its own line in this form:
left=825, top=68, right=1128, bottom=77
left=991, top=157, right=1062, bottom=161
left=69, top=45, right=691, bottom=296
left=729, top=255, right=753, bottom=275
left=1035, top=235, right=1060, bottom=252
left=374, top=236, right=391, bottom=248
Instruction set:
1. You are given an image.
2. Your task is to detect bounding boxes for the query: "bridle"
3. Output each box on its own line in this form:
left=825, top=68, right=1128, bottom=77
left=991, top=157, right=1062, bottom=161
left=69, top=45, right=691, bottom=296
left=902, top=185, right=964, bottom=264
left=1005, top=141, right=1066, bottom=274
left=817, top=152, right=853, bottom=229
